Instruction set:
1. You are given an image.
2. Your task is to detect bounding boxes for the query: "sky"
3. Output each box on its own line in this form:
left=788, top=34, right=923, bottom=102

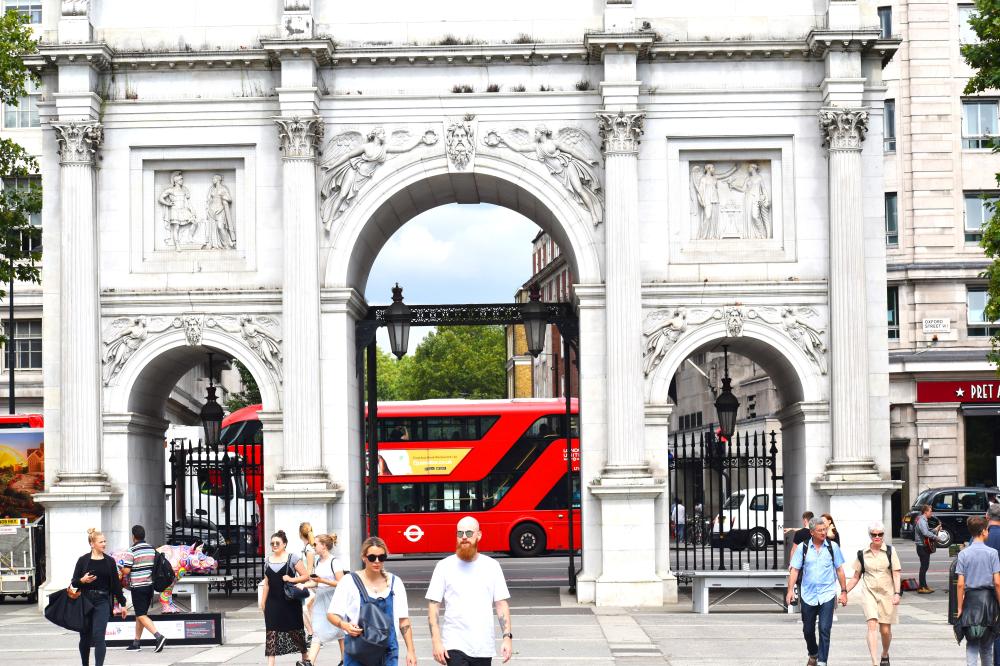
left=366, top=203, right=540, bottom=353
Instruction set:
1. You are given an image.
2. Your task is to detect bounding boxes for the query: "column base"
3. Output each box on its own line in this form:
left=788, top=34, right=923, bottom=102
left=819, top=458, right=885, bottom=482
left=589, top=472, right=665, bottom=607
left=814, top=473, right=902, bottom=569
left=51, top=471, right=114, bottom=493
left=272, top=468, right=336, bottom=490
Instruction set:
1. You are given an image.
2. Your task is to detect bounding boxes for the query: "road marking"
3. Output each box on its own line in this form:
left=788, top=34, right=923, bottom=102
left=178, top=645, right=256, bottom=663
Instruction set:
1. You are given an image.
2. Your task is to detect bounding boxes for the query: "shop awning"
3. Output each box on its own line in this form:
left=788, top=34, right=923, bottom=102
left=961, top=404, right=1000, bottom=416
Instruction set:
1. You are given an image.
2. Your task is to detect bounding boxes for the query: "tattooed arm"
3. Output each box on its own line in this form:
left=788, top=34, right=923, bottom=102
left=428, top=600, right=448, bottom=664
left=496, top=599, right=512, bottom=663
left=399, top=618, right=417, bottom=666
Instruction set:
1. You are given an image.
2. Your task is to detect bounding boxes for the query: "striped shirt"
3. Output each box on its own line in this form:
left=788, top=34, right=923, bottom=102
left=123, top=542, right=156, bottom=588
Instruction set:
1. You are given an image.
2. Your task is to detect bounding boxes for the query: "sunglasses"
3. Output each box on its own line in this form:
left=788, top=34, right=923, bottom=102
left=270, top=541, right=283, bottom=547
left=365, top=553, right=388, bottom=563
left=870, top=532, right=885, bottom=538
left=457, top=530, right=476, bottom=538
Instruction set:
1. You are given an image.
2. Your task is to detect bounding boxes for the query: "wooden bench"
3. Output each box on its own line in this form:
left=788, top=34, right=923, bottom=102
left=170, top=575, right=234, bottom=613
left=681, top=570, right=788, bottom=614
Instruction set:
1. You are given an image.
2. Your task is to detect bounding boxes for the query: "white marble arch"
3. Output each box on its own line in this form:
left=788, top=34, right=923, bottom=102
left=321, top=151, right=604, bottom=290
left=100, top=328, right=282, bottom=555
left=643, top=317, right=833, bottom=583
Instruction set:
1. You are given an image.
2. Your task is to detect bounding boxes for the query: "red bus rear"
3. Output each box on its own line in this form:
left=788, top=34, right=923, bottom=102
left=374, top=399, right=580, bottom=557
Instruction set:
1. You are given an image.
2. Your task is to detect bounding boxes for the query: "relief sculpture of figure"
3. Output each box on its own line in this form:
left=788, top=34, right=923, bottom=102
left=159, top=171, right=201, bottom=250
left=642, top=308, right=687, bottom=377
left=102, top=317, right=148, bottom=385
left=692, top=163, right=738, bottom=240
left=239, top=315, right=283, bottom=383
left=727, top=163, right=771, bottom=239
left=319, top=127, right=438, bottom=230
left=205, top=174, right=236, bottom=249
left=484, top=125, right=604, bottom=225
left=781, top=307, right=827, bottom=374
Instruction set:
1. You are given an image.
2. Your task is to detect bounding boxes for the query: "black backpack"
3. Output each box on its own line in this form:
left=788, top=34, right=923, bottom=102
left=856, top=544, right=893, bottom=576
left=152, top=551, right=177, bottom=593
left=345, top=572, right=394, bottom=666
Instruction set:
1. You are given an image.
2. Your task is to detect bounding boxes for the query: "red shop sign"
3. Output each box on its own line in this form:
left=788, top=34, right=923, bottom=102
left=917, top=381, right=1000, bottom=403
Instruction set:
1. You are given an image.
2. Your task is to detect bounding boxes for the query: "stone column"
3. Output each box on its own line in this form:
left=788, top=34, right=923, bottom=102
left=597, top=110, right=646, bottom=473
left=819, top=108, right=876, bottom=473
left=274, top=116, right=327, bottom=483
left=52, top=121, right=107, bottom=488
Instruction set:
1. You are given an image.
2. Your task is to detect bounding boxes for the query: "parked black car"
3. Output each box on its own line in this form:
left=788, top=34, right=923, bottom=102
left=900, top=486, right=1000, bottom=548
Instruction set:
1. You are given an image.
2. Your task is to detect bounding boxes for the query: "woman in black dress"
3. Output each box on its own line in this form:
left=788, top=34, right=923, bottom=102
left=260, top=529, right=312, bottom=666
left=71, top=528, right=127, bottom=666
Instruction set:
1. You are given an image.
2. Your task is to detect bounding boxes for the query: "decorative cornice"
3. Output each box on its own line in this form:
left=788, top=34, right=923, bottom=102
left=51, top=121, right=103, bottom=165
left=583, top=30, right=655, bottom=59
left=819, top=107, right=869, bottom=150
left=597, top=110, right=644, bottom=154
left=274, top=116, right=324, bottom=158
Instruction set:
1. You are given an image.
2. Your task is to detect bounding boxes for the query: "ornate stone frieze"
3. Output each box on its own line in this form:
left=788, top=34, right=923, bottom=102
left=445, top=115, right=476, bottom=171
left=52, top=122, right=103, bottom=165
left=819, top=108, right=869, bottom=150
left=61, top=0, right=88, bottom=16
left=319, top=126, right=439, bottom=230
left=596, top=110, right=644, bottom=154
left=483, top=125, right=604, bottom=225
left=275, top=116, right=324, bottom=159
left=690, top=161, right=773, bottom=240
left=102, top=314, right=284, bottom=386
left=642, top=305, right=828, bottom=379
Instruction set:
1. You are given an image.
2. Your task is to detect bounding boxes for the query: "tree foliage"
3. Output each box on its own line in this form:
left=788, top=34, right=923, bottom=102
left=962, top=0, right=1000, bottom=368
left=224, top=359, right=262, bottom=412
left=0, top=9, right=40, bottom=344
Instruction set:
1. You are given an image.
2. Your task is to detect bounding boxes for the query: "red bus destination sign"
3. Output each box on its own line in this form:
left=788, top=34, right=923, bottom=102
left=917, top=380, right=1000, bottom=403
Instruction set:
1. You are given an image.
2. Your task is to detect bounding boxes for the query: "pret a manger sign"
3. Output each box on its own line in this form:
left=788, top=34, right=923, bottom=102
left=917, top=381, right=1000, bottom=403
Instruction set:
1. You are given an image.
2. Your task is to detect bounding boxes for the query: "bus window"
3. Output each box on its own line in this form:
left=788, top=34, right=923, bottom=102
left=377, top=416, right=499, bottom=443
left=536, top=473, right=582, bottom=511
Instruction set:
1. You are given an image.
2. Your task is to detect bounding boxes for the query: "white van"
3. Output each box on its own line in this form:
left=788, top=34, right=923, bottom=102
left=710, top=486, right=784, bottom=551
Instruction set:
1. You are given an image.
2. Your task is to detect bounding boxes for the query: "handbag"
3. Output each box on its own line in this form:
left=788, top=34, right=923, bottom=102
left=283, top=560, right=309, bottom=601
left=344, top=572, right=393, bottom=666
left=44, top=587, right=94, bottom=632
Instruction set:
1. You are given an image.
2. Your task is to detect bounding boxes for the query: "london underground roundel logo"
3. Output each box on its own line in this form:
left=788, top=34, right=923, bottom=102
left=404, top=525, right=424, bottom=542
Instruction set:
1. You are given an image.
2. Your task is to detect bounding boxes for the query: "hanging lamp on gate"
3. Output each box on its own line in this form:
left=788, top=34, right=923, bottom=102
left=714, top=345, right=740, bottom=443
left=385, top=283, right=413, bottom=359
left=200, top=352, right=224, bottom=448
left=521, top=284, right=548, bottom=358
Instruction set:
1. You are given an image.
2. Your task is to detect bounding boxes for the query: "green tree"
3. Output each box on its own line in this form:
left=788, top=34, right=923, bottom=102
left=962, top=0, right=1000, bottom=368
left=395, top=325, right=507, bottom=400
left=224, top=359, right=261, bottom=412
left=0, top=9, right=41, bottom=344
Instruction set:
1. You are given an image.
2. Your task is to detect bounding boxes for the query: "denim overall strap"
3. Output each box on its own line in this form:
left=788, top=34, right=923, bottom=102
left=376, top=575, right=399, bottom=662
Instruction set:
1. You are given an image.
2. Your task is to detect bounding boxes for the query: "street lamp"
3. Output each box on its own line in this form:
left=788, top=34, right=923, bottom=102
left=200, top=352, right=224, bottom=448
left=714, top=345, right=740, bottom=443
left=521, top=284, right=548, bottom=358
left=385, top=283, right=412, bottom=359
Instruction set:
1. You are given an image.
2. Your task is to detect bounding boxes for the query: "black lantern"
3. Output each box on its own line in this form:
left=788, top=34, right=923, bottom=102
left=385, top=283, right=412, bottom=360
left=200, top=352, right=225, bottom=448
left=714, top=345, right=740, bottom=443
left=522, top=284, right=548, bottom=358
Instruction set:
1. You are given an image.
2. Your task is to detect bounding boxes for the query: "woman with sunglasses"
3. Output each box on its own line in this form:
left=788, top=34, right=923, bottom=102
left=260, top=530, right=312, bottom=666
left=845, top=521, right=901, bottom=666
left=327, top=537, right=418, bottom=666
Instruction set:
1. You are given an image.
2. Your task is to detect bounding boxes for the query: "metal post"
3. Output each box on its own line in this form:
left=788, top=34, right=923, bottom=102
left=563, top=330, right=576, bottom=593
left=715, top=429, right=726, bottom=571
left=7, top=269, right=13, bottom=414
left=366, top=340, right=380, bottom=537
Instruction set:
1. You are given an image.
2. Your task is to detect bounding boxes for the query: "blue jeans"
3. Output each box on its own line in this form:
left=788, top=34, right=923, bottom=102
left=79, top=592, right=110, bottom=666
left=800, top=597, right=836, bottom=663
left=992, top=634, right=1000, bottom=665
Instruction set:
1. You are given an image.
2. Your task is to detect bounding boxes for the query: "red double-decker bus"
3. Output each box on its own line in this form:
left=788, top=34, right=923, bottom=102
left=375, top=399, right=580, bottom=557
left=220, top=399, right=581, bottom=557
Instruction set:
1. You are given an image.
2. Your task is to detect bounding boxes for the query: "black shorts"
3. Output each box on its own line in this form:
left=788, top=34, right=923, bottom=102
left=446, top=650, right=492, bottom=666
left=131, top=585, right=154, bottom=616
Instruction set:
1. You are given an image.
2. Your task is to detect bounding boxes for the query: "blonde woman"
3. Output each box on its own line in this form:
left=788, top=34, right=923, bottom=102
left=328, top=537, right=417, bottom=666
left=306, top=533, right=346, bottom=665
left=846, top=521, right=901, bottom=666
left=300, top=522, right=317, bottom=637
left=71, top=528, right=127, bottom=666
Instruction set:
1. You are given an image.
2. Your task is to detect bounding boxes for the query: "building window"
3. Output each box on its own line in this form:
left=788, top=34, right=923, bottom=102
left=883, top=99, right=896, bottom=152
left=3, top=1, right=40, bottom=24
left=968, top=287, right=999, bottom=337
left=887, top=287, right=900, bottom=340
left=2, top=176, right=40, bottom=252
left=746, top=394, right=757, bottom=419
left=3, top=319, right=41, bottom=369
left=885, top=192, right=898, bottom=246
left=878, top=6, right=892, bottom=38
left=3, top=79, right=38, bottom=129
left=960, top=4, right=978, bottom=44
left=964, top=191, right=998, bottom=243
left=963, top=100, right=998, bottom=149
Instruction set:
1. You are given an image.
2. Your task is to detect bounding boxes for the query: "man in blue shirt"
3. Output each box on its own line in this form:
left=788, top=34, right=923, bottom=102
left=786, top=516, right=848, bottom=666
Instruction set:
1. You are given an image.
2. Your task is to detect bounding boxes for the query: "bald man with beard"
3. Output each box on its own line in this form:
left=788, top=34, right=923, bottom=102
left=427, top=516, right=512, bottom=665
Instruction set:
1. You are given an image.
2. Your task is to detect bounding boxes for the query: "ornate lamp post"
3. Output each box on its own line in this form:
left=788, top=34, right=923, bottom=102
left=200, top=352, right=224, bottom=448
left=385, top=283, right=412, bottom=359
left=714, top=345, right=740, bottom=444
left=521, top=284, right=548, bottom=358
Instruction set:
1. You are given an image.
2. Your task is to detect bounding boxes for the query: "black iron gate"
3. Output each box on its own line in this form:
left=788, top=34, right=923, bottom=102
left=669, top=428, right=782, bottom=572
left=166, top=438, right=263, bottom=592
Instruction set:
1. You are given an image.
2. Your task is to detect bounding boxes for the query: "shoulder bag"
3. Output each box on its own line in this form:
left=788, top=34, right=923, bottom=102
left=283, top=559, right=310, bottom=601
left=344, top=572, right=393, bottom=666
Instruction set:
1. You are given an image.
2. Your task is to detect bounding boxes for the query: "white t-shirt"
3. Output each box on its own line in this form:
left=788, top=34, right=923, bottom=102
left=425, top=554, right=511, bottom=658
left=328, top=572, right=409, bottom=628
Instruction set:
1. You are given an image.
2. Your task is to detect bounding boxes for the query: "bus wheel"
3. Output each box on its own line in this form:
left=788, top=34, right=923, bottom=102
left=510, top=523, right=545, bottom=557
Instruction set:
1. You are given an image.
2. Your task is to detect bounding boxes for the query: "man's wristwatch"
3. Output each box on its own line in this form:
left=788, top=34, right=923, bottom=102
left=503, top=633, right=513, bottom=639
left=840, top=588, right=847, bottom=593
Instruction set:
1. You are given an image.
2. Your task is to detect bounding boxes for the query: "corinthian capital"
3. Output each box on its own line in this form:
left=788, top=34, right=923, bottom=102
left=52, top=121, right=103, bottom=165
left=819, top=107, right=869, bottom=151
left=597, top=110, right=645, bottom=155
left=274, top=116, right=324, bottom=159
